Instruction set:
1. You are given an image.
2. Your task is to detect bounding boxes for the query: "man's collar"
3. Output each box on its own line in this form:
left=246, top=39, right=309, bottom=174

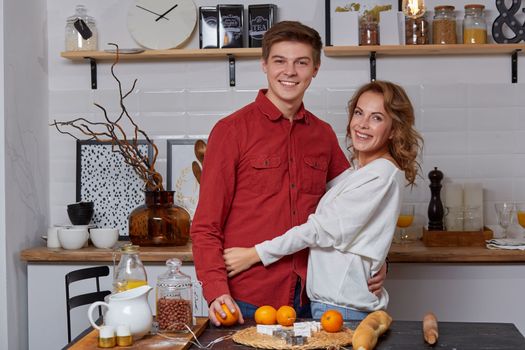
left=256, top=89, right=309, bottom=123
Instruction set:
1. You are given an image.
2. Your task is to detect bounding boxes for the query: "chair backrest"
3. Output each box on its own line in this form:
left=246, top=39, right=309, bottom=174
left=65, top=266, right=111, bottom=343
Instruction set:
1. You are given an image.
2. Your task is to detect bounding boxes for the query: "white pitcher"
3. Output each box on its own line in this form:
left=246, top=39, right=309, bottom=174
left=88, top=285, right=153, bottom=339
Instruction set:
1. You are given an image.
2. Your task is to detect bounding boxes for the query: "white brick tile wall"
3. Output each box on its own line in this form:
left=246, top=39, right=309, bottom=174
left=468, top=131, right=516, bottom=154
left=421, top=84, right=468, bottom=107
left=467, top=84, right=521, bottom=107
left=138, top=89, right=186, bottom=114
left=422, top=131, right=468, bottom=155
left=468, top=107, right=518, bottom=131
left=421, top=108, right=468, bottom=131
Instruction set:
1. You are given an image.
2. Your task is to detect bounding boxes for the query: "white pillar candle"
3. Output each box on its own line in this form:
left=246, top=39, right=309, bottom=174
left=444, top=183, right=463, bottom=208
left=463, top=183, right=484, bottom=229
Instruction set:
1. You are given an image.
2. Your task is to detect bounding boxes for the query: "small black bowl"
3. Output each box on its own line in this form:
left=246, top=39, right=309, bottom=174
left=67, top=206, right=94, bottom=225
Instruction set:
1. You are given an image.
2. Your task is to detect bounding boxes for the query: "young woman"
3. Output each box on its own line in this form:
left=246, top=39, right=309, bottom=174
left=223, top=81, right=423, bottom=320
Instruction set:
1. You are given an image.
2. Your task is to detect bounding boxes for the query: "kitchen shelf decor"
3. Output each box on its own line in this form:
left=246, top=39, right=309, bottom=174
left=53, top=45, right=190, bottom=245
left=61, top=47, right=262, bottom=88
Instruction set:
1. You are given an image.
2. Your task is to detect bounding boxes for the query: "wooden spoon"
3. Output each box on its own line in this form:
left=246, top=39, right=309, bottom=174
left=194, top=139, right=207, bottom=165
left=192, top=161, right=202, bottom=184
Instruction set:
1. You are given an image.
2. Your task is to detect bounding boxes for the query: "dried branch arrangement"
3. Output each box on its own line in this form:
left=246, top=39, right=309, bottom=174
left=51, top=43, right=163, bottom=191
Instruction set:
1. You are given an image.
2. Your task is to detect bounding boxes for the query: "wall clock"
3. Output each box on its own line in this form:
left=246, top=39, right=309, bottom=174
left=128, top=0, right=197, bottom=50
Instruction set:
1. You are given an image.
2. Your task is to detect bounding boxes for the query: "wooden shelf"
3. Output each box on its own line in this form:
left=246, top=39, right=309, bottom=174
left=323, top=43, right=525, bottom=57
left=61, top=47, right=262, bottom=61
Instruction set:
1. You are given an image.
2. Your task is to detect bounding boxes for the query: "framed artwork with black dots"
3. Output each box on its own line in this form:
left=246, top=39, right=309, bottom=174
left=76, top=140, right=153, bottom=236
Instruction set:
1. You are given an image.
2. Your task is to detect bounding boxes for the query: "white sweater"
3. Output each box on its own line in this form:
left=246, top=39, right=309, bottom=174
left=255, top=158, right=404, bottom=312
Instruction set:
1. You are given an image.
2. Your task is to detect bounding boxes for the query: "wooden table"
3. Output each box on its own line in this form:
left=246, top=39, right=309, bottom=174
left=66, top=318, right=525, bottom=350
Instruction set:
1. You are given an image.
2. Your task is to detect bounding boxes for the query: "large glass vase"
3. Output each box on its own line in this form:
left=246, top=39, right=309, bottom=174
left=129, top=191, right=190, bottom=246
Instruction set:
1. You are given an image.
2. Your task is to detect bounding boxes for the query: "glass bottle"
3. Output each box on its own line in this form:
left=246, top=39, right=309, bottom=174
left=113, top=244, right=148, bottom=293
left=463, top=4, right=487, bottom=44
left=156, top=258, right=193, bottom=333
left=359, top=14, right=379, bottom=46
left=65, top=5, right=98, bottom=51
left=432, top=5, right=457, bottom=44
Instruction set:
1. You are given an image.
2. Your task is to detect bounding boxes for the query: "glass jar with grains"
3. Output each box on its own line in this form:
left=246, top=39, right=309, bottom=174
left=463, top=4, right=487, bottom=44
left=359, top=14, right=380, bottom=46
left=65, top=4, right=98, bottom=51
left=156, top=258, right=194, bottom=333
left=432, top=5, right=457, bottom=44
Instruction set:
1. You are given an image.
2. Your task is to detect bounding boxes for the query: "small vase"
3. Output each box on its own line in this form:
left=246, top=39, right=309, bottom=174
left=128, top=191, right=190, bottom=246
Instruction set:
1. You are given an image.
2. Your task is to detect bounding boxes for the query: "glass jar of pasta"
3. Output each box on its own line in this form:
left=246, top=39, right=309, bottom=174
left=463, top=4, right=487, bottom=44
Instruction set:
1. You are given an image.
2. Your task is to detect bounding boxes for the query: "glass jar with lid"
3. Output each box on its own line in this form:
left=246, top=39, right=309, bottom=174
left=359, top=14, right=380, bottom=46
left=113, top=244, right=148, bottom=293
left=432, top=5, right=457, bottom=44
left=65, top=4, right=98, bottom=51
left=156, top=258, right=193, bottom=332
left=463, top=4, right=487, bottom=44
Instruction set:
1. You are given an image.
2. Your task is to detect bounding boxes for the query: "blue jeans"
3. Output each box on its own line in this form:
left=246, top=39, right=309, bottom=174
left=310, top=301, right=370, bottom=321
left=236, top=279, right=312, bottom=318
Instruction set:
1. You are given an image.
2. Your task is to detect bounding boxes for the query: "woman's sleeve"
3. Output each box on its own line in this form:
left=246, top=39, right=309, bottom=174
left=256, top=169, right=398, bottom=265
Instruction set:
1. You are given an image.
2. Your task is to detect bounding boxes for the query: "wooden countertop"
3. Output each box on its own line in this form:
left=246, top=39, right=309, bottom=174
left=20, top=241, right=525, bottom=263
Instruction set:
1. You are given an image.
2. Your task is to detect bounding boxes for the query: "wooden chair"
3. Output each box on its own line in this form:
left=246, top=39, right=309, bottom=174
left=65, top=266, right=111, bottom=343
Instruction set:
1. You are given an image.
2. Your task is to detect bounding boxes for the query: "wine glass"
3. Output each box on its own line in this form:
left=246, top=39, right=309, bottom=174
left=494, top=202, right=516, bottom=238
left=396, top=204, right=415, bottom=243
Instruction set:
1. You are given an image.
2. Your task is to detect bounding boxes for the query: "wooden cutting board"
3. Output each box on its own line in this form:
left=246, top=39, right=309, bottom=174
left=68, top=317, right=209, bottom=350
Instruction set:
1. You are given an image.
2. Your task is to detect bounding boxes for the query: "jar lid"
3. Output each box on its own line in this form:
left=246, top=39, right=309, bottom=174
left=157, top=258, right=192, bottom=288
left=464, top=4, right=485, bottom=9
left=120, top=244, right=140, bottom=253
left=434, top=5, right=455, bottom=11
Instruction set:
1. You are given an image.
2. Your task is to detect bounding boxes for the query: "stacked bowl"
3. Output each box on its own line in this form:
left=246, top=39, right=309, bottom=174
left=67, top=201, right=94, bottom=225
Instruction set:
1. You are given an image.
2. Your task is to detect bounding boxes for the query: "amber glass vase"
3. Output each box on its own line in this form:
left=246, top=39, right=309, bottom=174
left=129, top=191, right=190, bottom=246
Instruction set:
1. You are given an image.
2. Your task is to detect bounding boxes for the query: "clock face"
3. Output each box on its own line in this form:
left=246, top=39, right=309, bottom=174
left=128, top=0, right=197, bottom=50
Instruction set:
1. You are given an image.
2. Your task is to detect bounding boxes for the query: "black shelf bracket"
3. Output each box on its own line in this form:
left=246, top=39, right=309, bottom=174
left=370, top=51, right=377, bottom=82
left=85, top=57, right=97, bottom=89
left=511, top=49, right=520, bottom=84
left=228, top=54, right=236, bottom=87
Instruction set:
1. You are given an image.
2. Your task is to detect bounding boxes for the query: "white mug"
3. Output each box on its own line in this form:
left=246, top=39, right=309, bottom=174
left=47, top=227, right=61, bottom=249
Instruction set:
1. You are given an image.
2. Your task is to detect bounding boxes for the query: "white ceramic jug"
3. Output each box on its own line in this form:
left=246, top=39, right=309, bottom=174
left=88, top=285, right=153, bottom=339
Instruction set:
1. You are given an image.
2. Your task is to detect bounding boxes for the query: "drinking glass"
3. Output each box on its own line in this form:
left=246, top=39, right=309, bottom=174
left=396, top=204, right=415, bottom=243
left=516, top=203, right=525, bottom=230
left=494, top=202, right=516, bottom=238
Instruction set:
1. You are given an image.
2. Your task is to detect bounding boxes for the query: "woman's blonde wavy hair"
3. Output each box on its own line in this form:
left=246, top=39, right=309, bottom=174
left=346, top=80, right=423, bottom=186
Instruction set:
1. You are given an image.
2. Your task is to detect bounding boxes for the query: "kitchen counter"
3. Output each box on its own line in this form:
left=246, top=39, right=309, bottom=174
left=20, top=240, right=525, bottom=263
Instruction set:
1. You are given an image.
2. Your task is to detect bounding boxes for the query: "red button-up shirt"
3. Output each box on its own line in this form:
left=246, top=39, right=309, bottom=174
left=191, top=90, right=349, bottom=309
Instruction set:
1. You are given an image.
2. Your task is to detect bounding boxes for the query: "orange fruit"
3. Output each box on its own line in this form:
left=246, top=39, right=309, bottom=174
left=321, top=309, right=344, bottom=333
left=215, top=303, right=239, bottom=326
left=254, top=305, right=277, bottom=325
left=276, top=305, right=297, bottom=326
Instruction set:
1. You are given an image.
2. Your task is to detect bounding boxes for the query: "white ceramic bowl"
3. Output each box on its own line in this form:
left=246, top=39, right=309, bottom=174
left=58, top=228, right=89, bottom=250
left=89, top=228, right=119, bottom=249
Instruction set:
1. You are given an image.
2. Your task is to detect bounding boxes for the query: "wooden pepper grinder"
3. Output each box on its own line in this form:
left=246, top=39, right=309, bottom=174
left=428, top=167, right=444, bottom=230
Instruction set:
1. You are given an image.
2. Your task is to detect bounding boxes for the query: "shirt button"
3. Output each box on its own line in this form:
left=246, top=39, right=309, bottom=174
left=291, top=183, right=296, bottom=189
left=292, top=211, right=296, bottom=215
left=289, top=158, right=293, bottom=163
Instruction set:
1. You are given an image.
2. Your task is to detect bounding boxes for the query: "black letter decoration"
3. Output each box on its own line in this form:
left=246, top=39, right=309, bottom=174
left=492, top=0, right=525, bottom=43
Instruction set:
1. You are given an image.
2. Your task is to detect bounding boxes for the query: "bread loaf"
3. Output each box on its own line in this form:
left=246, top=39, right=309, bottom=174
left=423, top=312, right=438, bottom=345
left=352, top=310, right=392, bottom=350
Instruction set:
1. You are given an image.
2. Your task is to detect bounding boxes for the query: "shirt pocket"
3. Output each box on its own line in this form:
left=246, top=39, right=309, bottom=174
left=302, top=156, right=328, bottom=195
left=249, top=156, right=282, bottom=195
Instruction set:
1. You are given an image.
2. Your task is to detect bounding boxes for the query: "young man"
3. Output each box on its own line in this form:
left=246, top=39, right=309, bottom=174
left=190, top=21, right=386, bottom=326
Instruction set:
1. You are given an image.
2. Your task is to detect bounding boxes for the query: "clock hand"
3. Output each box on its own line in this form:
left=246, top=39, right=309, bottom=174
left=155, top=4, right=178, bottom=21
left=136, top=5, right=169, bottom=20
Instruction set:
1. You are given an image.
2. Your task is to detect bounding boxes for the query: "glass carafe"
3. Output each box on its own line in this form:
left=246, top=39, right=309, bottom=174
left=65, top=4, right=98, bottom=51
left=113, top=244, right=148, bottom=293
left=156, top=258, right=193, bottom=332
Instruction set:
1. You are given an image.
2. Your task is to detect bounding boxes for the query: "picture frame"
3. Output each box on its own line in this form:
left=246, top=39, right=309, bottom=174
left=76, top=140, right=152, bottom=236
left=325, top=0, right=401, bottom=46
left=167, top=139, right=206, bottom=219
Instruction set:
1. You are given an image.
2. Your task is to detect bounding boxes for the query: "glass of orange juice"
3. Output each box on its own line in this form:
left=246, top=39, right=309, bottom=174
left=517, top=203, right=525, bottom=231
left=396, top=204, right=415, bottom=243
